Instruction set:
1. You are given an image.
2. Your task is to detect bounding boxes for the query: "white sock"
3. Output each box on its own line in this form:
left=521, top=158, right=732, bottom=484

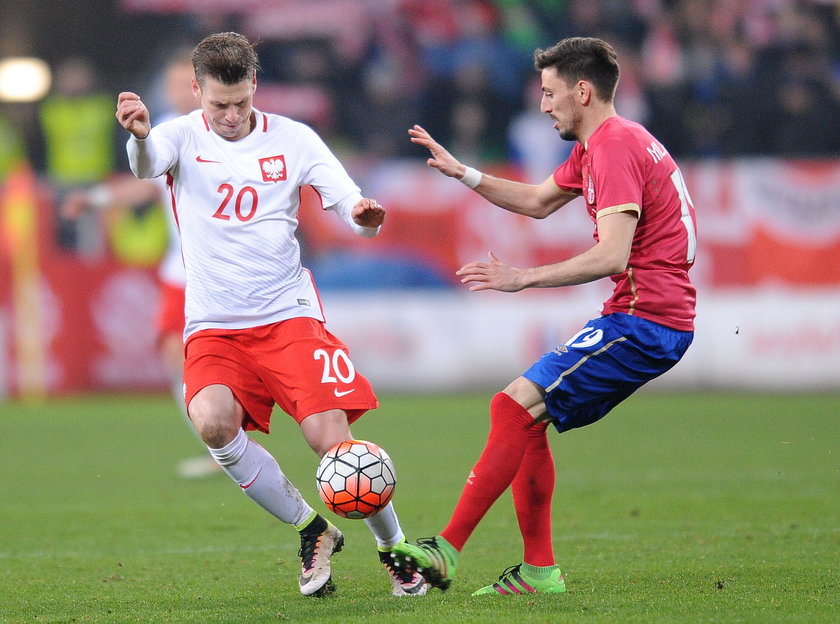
left=365, top=502, right=404, bottom=549
left=209, top=429, right=312, bottom=526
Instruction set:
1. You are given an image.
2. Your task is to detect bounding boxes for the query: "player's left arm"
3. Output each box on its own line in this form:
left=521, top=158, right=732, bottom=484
left=303, top=126, right=384, bottom=238
left=457, top=209, right=638, bottom=292
left=351, top=198, right=385, bottom=230
left=330, top=193, right=383, bottom=238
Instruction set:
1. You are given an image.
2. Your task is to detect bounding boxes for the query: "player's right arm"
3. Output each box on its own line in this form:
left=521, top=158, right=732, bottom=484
left=116, top=92, right=150, bottom=139
left=117, top=92, right=178, bottom=180
left=408, top=124, right=577, bottom=219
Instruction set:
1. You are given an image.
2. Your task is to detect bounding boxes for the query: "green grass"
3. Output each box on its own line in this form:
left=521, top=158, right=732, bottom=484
left=1, top=391, right=838, bottom=623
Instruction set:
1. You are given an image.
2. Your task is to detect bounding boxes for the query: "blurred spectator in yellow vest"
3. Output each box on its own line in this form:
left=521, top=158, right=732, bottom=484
left=0, top=109, right=26, bottom=182
left=38, top=57, right=116, bottom=252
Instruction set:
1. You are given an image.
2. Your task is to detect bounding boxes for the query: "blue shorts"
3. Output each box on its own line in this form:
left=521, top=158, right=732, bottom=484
left=523, top=313, right=693, bottom=433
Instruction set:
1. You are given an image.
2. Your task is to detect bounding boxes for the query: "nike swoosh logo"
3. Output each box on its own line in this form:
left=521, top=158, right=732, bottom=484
left=334, top=388, right=356, bottom=397
left=196, top=155, right=221, bottom=163
left=240, top=467, right=262, bottom=489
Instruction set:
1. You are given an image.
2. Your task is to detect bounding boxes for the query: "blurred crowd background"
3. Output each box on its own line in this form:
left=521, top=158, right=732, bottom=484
left=2, top=0, right=840, bottom=188
left=1, top=0, right=839, bottom=397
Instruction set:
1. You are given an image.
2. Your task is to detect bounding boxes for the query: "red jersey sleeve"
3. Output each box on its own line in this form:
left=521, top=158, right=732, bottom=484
left=552, top=143, right=585, bottom=193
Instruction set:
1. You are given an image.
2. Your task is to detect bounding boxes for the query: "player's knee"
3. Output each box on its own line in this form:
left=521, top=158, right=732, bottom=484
left=490, top=389, right=541, bottom=429
left=489, top=391, right=519, bottom=425
left=188, top=388, right=241, bottom=448
left=197, top=421, right=239, bottom=449
left=300, top=409, right=351, bottom=457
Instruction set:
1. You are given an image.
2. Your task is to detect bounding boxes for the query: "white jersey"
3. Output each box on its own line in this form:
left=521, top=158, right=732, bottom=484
left=126, top=108, right=376, bottom=339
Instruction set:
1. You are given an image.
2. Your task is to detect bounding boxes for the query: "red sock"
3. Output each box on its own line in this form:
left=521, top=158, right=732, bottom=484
left=441, top=392, right=533, bottom=551
left=512, top=421, right=556, bottom=566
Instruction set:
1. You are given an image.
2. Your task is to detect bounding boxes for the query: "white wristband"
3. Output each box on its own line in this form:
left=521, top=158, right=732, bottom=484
left=458, top=166, right=483, bottom=189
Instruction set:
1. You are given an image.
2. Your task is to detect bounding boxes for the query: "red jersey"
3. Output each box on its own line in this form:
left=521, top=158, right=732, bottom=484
left=553, top=116, right=697, bottom=331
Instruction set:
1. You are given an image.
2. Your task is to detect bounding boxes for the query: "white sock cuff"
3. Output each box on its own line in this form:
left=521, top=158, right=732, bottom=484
left=208, top=429, right=249, bottom=466
left=364, top=502, right=404, bottom=549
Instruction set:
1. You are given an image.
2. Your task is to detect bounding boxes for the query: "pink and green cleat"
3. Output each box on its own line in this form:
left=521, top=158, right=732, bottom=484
left=472, top=563, right=566, bottom=596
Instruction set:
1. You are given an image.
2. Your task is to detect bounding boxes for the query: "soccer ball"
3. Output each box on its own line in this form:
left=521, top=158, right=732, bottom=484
left=315, top=440, right=396, bottom=519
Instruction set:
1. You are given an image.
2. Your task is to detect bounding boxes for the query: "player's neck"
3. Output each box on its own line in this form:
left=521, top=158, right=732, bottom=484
left=580, top=106, right=617, bottom=147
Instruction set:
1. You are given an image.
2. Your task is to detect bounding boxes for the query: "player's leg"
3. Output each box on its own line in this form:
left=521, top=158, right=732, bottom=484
left=189, top=384, right=314, bottom=525
left=300, top=410, right=427, bottom=596
left=189, top=386, right=341, bottom=596
left=441, top=383, right=545, bottom=549
left=184, top=328, right=343, bottom=597
left=267, top=317, right=426, bottom=594
left=512, top=419, right=557, bottom=567
left=156, top=283, right=187, bottom=420
left=162, top=331, right=220, bottom=478
left=470, top=313, right=694, bottom=595
left=369, top=505, right=429, bottom=596
left=160, top=332, right=187, bottom=419
left=391, top=379, right=546, bottom=590
left=466, top=319, right=627, bottom=596
left=471, top=418, right=566, bottom=595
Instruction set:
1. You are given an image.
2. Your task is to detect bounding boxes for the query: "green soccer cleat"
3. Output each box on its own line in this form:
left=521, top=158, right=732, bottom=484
left=390, top=536, right=458, bottom=591
left=472, top=564, right=566, bottom=596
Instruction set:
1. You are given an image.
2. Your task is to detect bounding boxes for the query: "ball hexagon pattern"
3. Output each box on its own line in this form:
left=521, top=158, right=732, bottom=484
left=316, top=440, right=396, bottom=519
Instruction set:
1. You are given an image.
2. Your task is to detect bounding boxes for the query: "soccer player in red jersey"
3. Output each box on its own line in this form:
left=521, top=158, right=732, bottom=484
left=392, top=37, right=697, bottom=595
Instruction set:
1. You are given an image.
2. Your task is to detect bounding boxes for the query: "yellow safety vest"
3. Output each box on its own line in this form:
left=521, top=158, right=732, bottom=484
left=39, top=93, right=115, bottom=184
left=0, top=114, right=25, bottom=181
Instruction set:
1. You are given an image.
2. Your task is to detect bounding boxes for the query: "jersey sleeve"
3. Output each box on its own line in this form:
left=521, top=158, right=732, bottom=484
left=126, top=121, right=181, bottom=180
left=298, top=125, right=361, bottom=208
left=552, top=143, right=584, bottom=193
left=296, top=124, right=376, bottom=235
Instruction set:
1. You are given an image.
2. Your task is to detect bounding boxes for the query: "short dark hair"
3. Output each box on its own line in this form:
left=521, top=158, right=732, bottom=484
left=192, top=32, right=260, bottom=86
left=534, top=37, right=619, bottom=103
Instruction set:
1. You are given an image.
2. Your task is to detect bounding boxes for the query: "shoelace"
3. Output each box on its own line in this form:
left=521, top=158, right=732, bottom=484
left=298, top=533, right=321, bottom=570
left=382, top=556, right=419, bottom=583
left=497, top=564, right=522, bottom=581
left=415, top=537, right=440, bottom=551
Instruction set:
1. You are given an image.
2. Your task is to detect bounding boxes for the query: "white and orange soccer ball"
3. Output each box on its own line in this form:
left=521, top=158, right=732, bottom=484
left=315, top=440, right=396, bottom=519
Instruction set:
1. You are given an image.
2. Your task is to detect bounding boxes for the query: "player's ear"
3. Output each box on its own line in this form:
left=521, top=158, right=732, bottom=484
left=191, top=77, right=201, bottom=99
left=578, top=80, right=592, bottom=105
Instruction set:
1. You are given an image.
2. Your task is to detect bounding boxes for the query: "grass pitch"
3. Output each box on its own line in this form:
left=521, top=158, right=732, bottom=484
left=1, top=391, right=837, bottom=623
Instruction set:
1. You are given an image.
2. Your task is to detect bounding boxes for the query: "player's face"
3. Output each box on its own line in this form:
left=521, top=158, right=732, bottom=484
left=540, top=68, right=581, bottom=142
left=193, top=75, right=256, bottom=141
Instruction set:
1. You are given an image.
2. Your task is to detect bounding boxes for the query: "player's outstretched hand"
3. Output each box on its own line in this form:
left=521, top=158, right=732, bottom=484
left=456, top=251, right=526, bottom=293
left=116, top=92, right=151, bottom=139
left=352, top=198, right=386, bottom=229
left=408, top=124, right=465, bottom=179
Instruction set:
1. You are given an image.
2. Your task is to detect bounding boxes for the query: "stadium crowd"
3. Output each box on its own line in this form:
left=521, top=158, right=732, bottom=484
left=5, top=0, right=840, bottom=192
left=0, top=0, right=832, bottom=262
left=238, top=0, right=840, bottom=162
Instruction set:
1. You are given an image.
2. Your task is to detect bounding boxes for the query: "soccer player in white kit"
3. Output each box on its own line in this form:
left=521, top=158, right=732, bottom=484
left=115, top=32, right=427, bottom=598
